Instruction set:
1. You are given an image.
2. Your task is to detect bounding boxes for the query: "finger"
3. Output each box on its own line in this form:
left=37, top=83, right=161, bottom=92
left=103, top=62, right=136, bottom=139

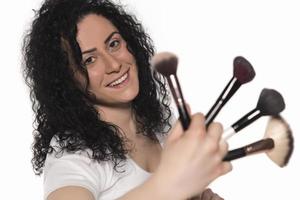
left=207, top=122, right=223, bottom=142
left=186, top=113, right=206, bottom=138
left=218, top=139, right=229, bottom=158
left=165, top=120, right=183, bottom=145
left=209, top=162, right=232, bottom=185
left=218, top=161, right=233, bottom=177
left=201, top=188, right=213, bottom=200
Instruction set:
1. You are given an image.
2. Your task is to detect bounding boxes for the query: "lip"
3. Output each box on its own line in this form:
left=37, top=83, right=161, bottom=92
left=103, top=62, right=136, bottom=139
left=106, top=69, right=130, bottom=87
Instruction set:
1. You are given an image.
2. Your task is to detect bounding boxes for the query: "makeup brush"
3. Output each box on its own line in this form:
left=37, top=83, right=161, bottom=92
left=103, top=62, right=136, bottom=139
left=223, top=88, right=285, bottom=140
left=151, top=52, right=191, bottom=130
left=205, top=56, right=255, bottom=126
left=224, top=115, right=293, bottom=167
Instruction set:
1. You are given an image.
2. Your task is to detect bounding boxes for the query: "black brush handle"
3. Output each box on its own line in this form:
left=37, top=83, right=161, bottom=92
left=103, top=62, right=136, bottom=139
left=167, top=75, right=191, bottom=130
left=174, top=75, right=190, bottom=130
left=232, top=108, right=262, bottom=133
left=223, top=148, right=246, bottom=161
left=223, top=138, right=274, bottom=161
left=205, top=77, right=241, bottom=126
left=178, top=103, right=191, bottom=130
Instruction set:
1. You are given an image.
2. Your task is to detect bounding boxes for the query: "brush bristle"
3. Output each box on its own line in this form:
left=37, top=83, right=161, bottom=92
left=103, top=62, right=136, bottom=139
left=151, top=52, right=178, bottom=76
left=257, top=88, right=285, bottom=115
left=264, top=115, right=294, bottom=167
left=233, top=56, right=256, bottom=84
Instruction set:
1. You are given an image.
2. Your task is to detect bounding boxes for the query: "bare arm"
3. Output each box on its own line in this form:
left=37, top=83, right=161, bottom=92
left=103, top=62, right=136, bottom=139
left=47, top=186, right=95, bottom=200
left=47, top=183, right=225, bottom=200
left=46, top=176, right=173, bottom=200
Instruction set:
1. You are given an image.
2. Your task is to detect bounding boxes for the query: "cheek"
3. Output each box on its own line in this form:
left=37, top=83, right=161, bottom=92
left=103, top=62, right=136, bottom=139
left=119, top=47, right=136, bottom=62
left=87, top=67, right=105, bottom=88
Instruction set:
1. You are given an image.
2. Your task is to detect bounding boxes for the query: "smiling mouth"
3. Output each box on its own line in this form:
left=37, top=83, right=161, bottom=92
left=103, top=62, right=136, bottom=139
left=107, top=70, right=129, bottom=87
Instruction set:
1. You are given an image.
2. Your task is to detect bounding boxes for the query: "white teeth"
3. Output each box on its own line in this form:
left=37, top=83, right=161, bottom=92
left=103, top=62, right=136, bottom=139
left=109, top=72, right=128, bottom=87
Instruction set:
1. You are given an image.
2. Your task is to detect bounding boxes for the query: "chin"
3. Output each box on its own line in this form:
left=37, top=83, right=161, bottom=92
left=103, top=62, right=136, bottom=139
left=119, top=87, right=139, bottom=103
left=95, top=88, right=139, bottom=107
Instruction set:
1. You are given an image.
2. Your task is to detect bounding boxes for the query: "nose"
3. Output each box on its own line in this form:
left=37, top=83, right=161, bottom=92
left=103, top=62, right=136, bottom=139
left=103, top=52, right=121, bottom=74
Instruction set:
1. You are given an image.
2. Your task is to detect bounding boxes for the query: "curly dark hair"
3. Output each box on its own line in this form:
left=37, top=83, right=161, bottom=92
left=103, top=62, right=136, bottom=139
left=22, top=0, right=172, bottom=175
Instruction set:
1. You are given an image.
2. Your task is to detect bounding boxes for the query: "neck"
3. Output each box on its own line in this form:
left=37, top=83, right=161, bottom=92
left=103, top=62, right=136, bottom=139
left=95, top=104, right=137, bottom=136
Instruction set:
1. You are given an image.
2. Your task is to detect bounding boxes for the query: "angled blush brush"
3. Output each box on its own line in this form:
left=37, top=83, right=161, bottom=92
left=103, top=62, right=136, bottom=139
left=205, top=56, right=255, bottom=126
left=151, top=52, right=191, bottom=130
left=223, top=115, right=293, bottom=167
left=223, top=88, right=285, bottom=140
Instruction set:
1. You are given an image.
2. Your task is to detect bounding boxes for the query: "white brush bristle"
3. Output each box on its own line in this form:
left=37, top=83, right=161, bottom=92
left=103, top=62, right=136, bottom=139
left=264, top=116, right=293, bottom=167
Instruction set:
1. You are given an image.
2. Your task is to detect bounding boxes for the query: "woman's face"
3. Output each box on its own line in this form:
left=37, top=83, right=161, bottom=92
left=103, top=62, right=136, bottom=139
left=76, top=14, right=139, bottom=107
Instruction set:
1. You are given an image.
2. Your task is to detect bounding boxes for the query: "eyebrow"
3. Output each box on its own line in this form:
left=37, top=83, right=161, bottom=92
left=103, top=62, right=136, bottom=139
left=82, top=48, right=97, bottom=55
left=81, top=31, right=120, bottom=55
left=104, top=31, right=120, bottom=44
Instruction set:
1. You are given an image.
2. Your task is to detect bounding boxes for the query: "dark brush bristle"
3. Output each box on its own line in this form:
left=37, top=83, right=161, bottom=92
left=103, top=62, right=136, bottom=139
left=151, top=52, right=178, bottom=76
left=257, top=88, right=285, bottom=115
left=233, top=56, right=255, bottom=84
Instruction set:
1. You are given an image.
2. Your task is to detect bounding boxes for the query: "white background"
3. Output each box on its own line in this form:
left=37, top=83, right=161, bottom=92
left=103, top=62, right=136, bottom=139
left=1, top=0, right=299, bottom=199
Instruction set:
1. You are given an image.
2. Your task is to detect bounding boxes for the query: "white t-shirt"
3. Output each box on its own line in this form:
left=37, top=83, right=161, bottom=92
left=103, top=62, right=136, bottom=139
left=43, top=135, right=165, bottom=200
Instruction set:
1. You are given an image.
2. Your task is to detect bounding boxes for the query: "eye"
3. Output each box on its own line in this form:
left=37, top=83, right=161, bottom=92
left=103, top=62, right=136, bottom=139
left=83, top=56, right=96, bottom=66
left=108, top=39, right=121, bottom=52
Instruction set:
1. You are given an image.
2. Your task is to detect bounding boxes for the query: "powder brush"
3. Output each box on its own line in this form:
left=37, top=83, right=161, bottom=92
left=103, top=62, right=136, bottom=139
left=205, top=56, right=255, bottom=126
left=223, top=88, right=285, bottom=140
left=224, top=115, right=293, bottom=167
left=152, top=52, right=191, bottom=130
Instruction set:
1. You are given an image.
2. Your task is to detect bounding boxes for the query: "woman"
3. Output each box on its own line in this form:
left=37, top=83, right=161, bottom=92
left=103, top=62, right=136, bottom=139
left=23, top=0, right=232, bottom=199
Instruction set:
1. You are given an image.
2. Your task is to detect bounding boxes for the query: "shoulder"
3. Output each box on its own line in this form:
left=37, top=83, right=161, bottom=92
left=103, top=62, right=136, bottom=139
left=43, top=136, right=152, bottom=199
left=43, top=136, right=110, bottom=200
